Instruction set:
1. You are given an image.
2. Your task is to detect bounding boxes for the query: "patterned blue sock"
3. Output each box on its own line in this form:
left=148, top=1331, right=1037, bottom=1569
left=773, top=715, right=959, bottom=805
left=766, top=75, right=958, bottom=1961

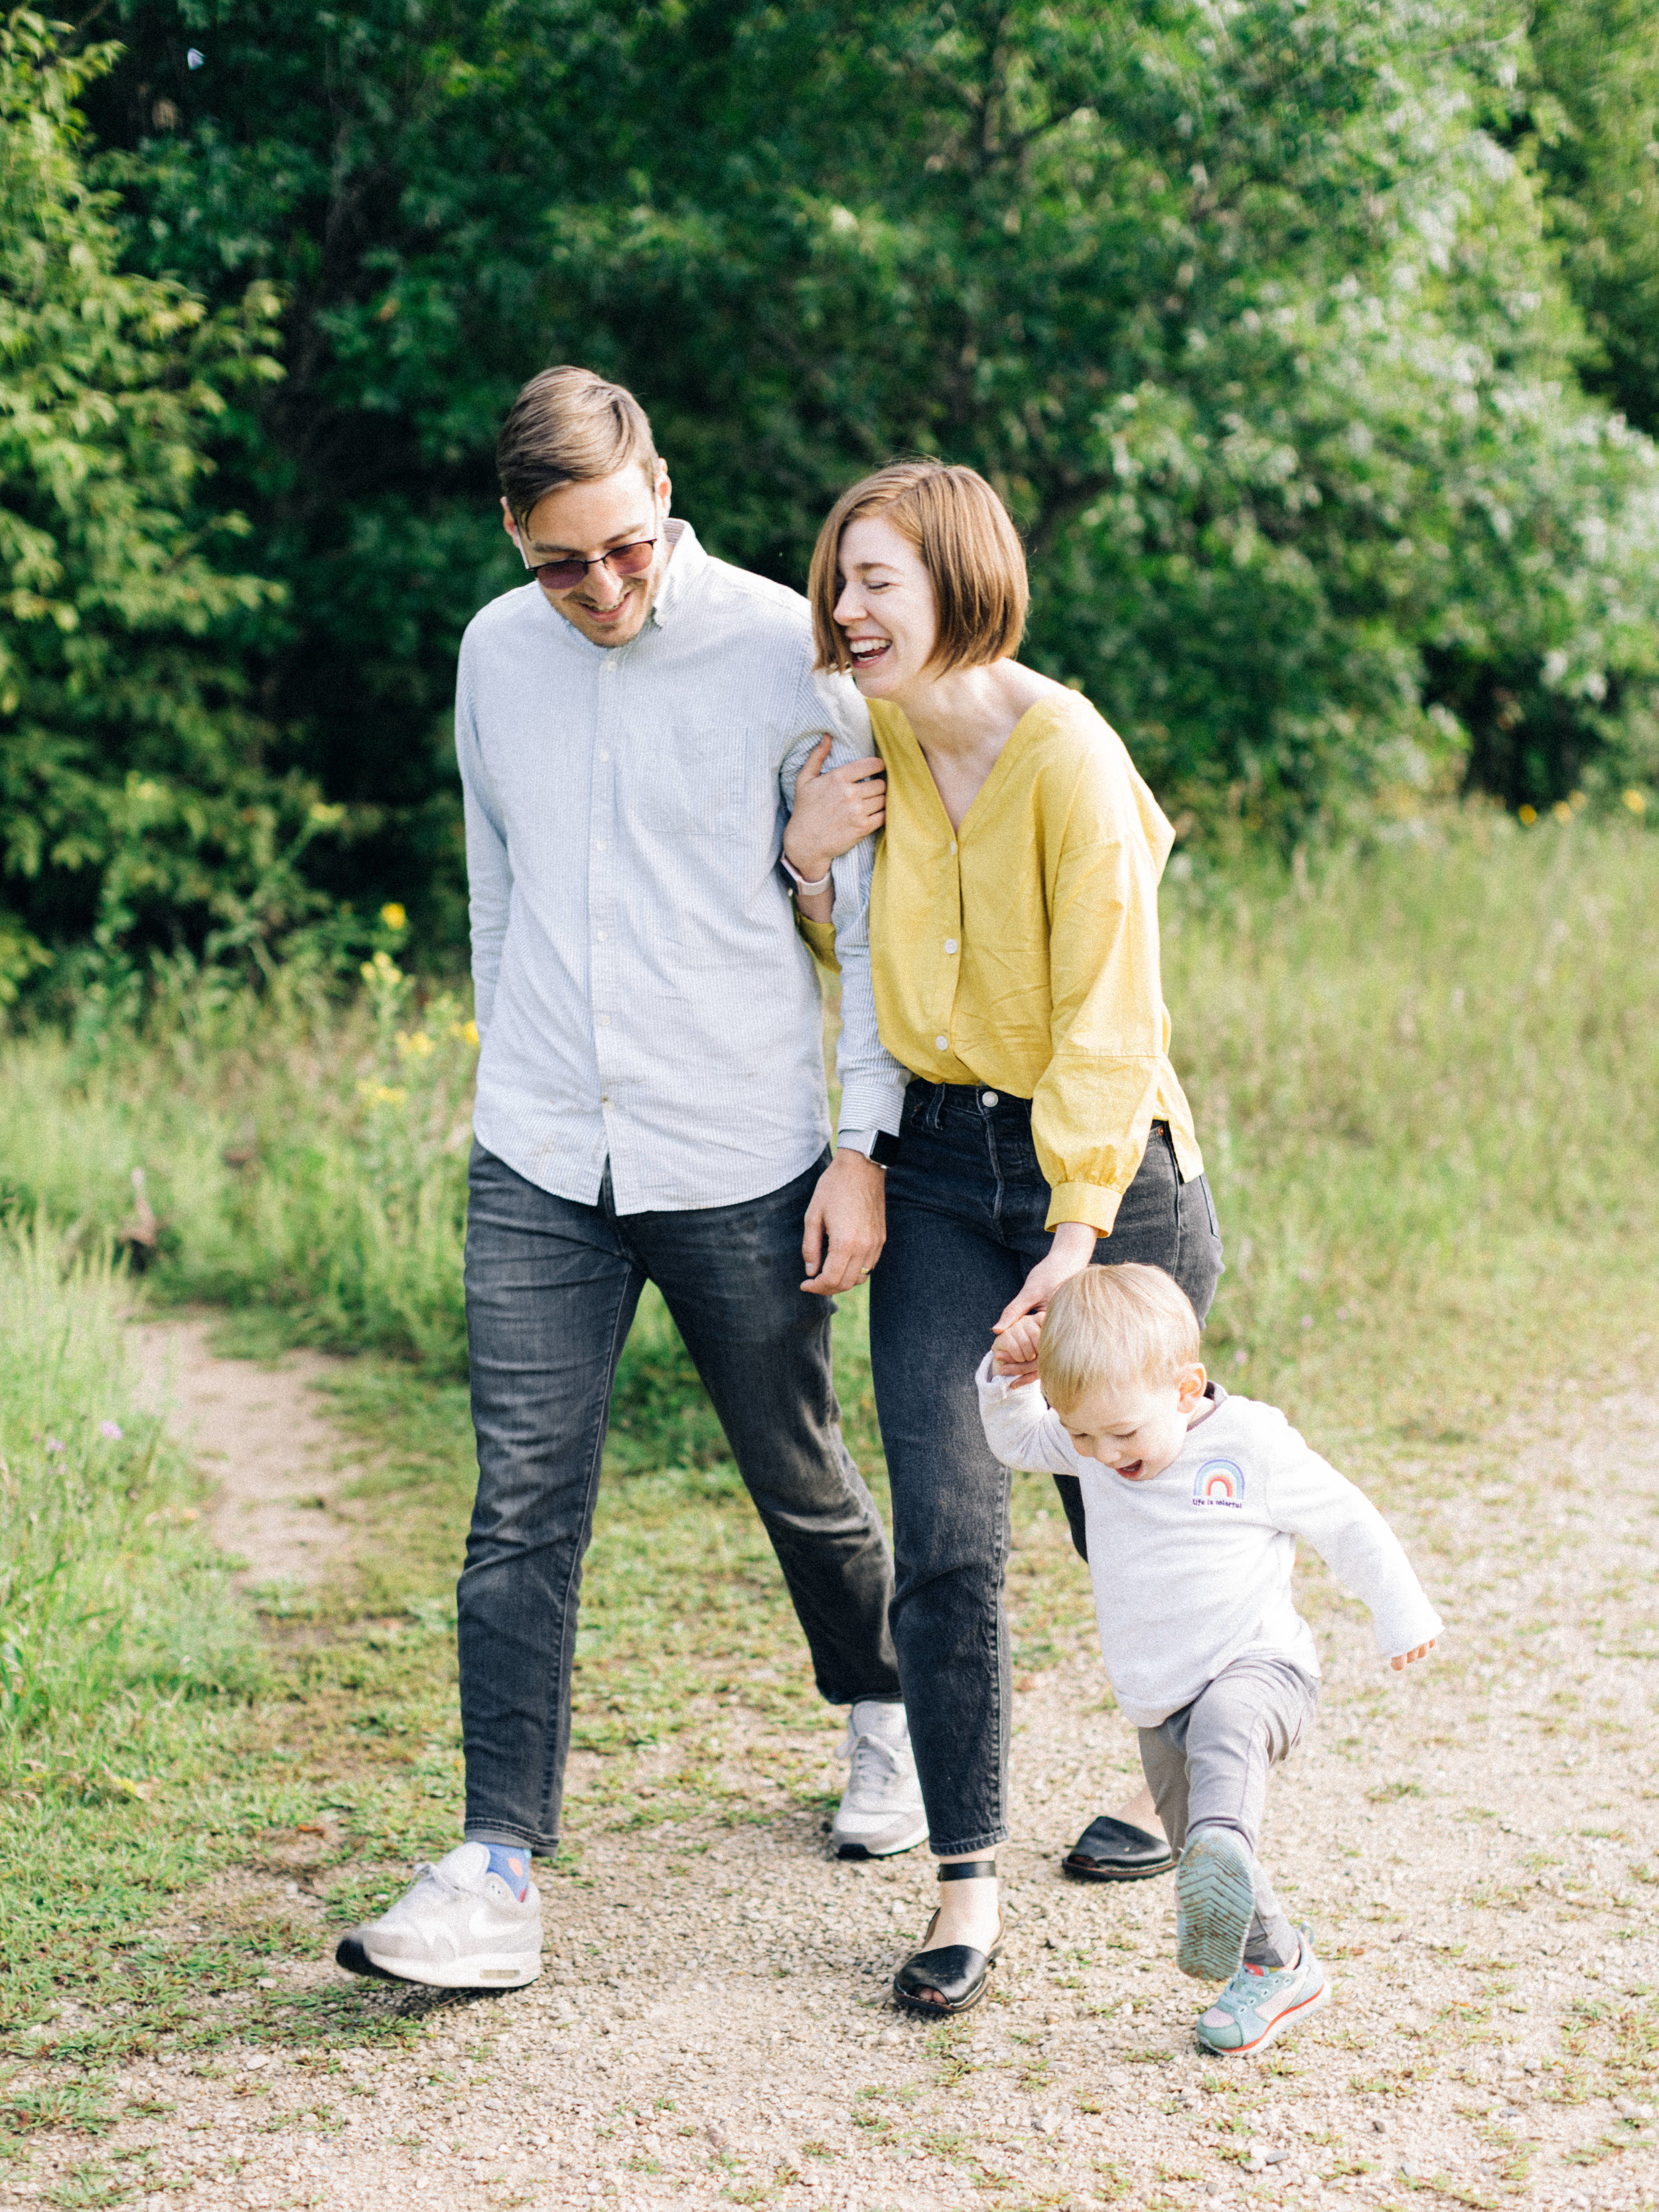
left=481, top=1842, right=532, bottom=1901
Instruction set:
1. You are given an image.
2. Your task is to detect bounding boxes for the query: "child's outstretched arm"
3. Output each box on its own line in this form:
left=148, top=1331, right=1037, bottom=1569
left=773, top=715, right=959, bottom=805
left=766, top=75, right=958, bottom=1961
left=1260, top=1414, right=1445, bottom=1669
left=974, top=1354, right=1088, bottom=1477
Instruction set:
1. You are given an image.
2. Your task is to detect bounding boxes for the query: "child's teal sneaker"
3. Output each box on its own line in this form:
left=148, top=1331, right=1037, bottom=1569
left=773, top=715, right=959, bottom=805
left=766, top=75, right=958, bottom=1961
left=1194, top=1930, right=1330, bottom=2057
left=1175, top=1825, right=1259, bottom=1982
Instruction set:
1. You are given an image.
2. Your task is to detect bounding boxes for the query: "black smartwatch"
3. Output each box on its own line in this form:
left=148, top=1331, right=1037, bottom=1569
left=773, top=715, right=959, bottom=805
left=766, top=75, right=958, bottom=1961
left=839, top=1128, right=901, bottom=1168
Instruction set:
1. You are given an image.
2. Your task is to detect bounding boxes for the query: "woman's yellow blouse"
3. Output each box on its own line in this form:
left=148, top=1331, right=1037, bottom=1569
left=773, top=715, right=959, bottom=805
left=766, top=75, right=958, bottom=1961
left=866, top=690, right=1202, bottom=1236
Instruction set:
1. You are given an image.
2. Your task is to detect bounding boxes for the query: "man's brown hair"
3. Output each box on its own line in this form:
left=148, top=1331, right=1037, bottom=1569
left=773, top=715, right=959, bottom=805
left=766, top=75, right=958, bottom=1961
left=496, top=365, right=658, bottom=520
left=808, top=460, right=1029, bottom=676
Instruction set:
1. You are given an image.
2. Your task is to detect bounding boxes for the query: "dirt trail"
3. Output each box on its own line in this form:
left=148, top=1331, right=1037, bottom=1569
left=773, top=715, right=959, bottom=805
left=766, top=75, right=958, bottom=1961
left=128, top=1317, right=361, bottom=1589
left=13, top=1331, right=1659, bottom=2212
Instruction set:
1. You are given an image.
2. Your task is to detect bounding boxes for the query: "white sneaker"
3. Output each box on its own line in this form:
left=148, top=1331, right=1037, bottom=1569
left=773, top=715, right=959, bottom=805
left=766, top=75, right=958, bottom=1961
left=830, top=1700, right=928, bottom=1860
left=336, top=1842, right=543, bottom=1989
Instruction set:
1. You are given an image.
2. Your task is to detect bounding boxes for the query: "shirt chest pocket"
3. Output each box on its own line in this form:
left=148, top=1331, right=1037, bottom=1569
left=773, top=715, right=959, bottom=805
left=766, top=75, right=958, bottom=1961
left=630, top=718, right=754, bottom=838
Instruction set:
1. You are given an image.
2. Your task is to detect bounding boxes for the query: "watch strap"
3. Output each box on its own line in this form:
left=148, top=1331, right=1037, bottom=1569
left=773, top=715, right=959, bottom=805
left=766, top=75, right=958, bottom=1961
left=840, top=1128, right=901, bottom=1167
left=780, top=851, right=833, bottom=896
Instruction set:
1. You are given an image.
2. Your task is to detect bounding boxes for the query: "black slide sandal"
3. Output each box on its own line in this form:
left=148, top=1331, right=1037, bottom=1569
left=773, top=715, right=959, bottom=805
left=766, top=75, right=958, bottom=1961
left=893, top=1859, right=1005, bottom=2018
left=1063, top=1814, right=1175, bottom=1883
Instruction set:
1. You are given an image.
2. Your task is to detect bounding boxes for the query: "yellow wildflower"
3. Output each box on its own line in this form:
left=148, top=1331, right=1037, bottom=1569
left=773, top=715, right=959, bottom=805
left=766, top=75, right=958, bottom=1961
left=380, top=903, right=407, bottom=932
left=1624, top=788, right=1648, bottom=815
left=1518, top=804, right=1537, bottom=826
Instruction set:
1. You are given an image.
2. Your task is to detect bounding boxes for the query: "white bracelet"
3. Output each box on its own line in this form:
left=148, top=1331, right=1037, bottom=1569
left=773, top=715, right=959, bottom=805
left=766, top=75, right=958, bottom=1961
left=781, top=851, right=833, bottom=897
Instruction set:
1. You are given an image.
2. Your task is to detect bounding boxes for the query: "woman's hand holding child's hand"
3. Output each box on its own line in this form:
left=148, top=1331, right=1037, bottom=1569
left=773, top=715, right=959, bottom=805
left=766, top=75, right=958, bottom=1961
left=1388, top=1639, right=1436, bottom=1672
left=991, top=1313, right=1044, bottom=1384
left=990, top=1223, right=1097, bottom=1380
left=990, top=1225, right=1098, bottom=1386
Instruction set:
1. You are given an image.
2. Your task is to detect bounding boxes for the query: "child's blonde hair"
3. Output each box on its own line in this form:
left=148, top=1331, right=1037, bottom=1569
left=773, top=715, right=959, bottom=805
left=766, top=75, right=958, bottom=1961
left=1038, top=1264, right=1202, bottom=1412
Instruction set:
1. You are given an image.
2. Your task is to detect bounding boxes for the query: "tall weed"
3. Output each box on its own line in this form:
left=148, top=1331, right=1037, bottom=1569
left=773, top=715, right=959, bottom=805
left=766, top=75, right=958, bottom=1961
left=1165, top=816, right=1659, bottom=1443
left=0, top=951, right=476, bottom=1372
left=0, top=817, right=1652, bottom=1427
left=0, top=1227, right=261, bottom=1767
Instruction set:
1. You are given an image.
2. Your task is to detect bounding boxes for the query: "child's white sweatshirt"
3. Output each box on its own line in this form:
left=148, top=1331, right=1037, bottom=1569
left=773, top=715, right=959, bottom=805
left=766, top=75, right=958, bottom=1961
left=975, top=1359, right=1444, bottom=1728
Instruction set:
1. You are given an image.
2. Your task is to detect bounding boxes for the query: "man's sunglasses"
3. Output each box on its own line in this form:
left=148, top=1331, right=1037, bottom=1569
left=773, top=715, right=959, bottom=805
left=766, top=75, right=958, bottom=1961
left=517, top=536, right=658, bottom=593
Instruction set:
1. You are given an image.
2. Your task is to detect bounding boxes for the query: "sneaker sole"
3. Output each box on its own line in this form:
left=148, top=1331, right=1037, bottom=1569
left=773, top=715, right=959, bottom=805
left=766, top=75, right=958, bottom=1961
left=1176, top=1830, right=1258, bottom=1982
left=349, top=1939, right=542, bottom=1991
left=833, top=1814, right=930, bottom=1862
left=1196, top=1973, right=1331, bottom=2057
left=334, top=1933, right=405, bottom=1984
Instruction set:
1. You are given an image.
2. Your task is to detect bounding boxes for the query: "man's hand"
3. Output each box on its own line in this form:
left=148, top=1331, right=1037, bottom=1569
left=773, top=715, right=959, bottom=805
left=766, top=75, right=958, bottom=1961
left=1388, top=1640, right=1436, bottom=1672
left=802, top=1149, right=887, bottom=1295
left=785, top=734, right=887, bottom=883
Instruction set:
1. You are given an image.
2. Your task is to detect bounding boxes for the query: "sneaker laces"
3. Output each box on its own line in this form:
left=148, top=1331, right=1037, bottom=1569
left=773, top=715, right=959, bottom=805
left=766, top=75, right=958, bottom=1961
left=396, top=1858, right=472, bottom=1913
left=841, top=1725, right=906, bottom=1802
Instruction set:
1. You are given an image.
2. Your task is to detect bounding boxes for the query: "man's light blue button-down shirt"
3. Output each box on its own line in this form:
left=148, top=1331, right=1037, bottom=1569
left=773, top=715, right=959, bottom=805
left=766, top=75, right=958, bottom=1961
left=457, top=518, right=908, bottom=1215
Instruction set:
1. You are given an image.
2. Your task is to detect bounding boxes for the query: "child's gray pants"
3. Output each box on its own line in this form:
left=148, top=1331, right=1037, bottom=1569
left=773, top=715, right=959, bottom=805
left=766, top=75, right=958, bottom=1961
left=1137, top=1653, right=1320, bottom=1970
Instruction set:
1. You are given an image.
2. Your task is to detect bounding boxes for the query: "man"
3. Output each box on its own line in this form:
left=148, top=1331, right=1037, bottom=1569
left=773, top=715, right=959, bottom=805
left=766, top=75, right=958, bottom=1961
left=336, top=366, right=918, bottom=1992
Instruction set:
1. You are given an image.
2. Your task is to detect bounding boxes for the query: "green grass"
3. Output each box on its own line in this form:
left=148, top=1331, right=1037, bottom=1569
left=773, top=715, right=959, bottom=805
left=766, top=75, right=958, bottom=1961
left=1, top=813, right=1657, bottom=2138
left=0, top=1226, right=261, bottom=1745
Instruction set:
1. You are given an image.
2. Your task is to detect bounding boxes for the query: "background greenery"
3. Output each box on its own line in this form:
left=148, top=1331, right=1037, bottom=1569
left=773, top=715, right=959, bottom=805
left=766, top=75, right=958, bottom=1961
left=0, top=0, right=1656, bottom=996
left=3, top=3, right=1657, bottom=2150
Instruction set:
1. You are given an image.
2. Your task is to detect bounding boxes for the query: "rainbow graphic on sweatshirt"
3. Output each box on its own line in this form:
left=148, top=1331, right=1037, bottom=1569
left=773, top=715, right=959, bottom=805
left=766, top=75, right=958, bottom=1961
left=1192, top=1459, right=1246, bottom=1509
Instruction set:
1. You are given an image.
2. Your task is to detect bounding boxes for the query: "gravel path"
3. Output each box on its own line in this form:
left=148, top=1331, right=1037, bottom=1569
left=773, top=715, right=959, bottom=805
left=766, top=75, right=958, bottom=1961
left=9, top=1340, right=1659, bottom=2212
left=129, top=1317, right=362, bottom=1589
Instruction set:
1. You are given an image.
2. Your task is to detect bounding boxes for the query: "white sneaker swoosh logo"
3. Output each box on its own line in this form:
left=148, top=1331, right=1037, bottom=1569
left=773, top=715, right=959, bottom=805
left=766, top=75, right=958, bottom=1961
left=469, top=1905, right=530, bottom=1943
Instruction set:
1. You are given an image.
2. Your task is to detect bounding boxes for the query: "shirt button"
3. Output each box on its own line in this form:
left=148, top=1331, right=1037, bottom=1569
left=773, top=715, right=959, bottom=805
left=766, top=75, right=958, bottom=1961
left=981, top=1090, right=999, bottom=1108
left=598, top=749, right=611, bottom=763
left=597, top=1013, right=611, bottom=1025
left=950, top=840, right=958, bottom=855
left=595, top=928, right=607, bottom=942
left=944, top=938, right=958, bottom=954
left=935, top=1035, right=949, bottom=1051
left=595, top=840, right=607, bottom=853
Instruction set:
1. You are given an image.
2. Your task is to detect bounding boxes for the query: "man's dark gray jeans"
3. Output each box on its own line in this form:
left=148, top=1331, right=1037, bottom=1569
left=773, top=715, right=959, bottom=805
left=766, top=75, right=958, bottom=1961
left=458, top=1142, right=901, bottom=1854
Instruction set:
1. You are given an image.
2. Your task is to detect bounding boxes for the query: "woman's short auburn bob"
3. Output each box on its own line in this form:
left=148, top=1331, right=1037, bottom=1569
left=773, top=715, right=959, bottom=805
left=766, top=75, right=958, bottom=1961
left=808, top=460, right=1029, bottom=677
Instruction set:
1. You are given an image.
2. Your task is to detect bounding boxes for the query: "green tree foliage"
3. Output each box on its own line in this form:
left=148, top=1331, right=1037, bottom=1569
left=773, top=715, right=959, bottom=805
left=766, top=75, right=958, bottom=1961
left=14, top=0, right=1657, bottom=972
left=1528, top=0, right=1659, bottom=437
left=0, top=8, right=334, bottom=1001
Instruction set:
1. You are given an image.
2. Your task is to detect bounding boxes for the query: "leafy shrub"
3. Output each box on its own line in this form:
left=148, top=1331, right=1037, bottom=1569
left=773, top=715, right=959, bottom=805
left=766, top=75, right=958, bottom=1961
left=0, top=10, right=344, bottom=1003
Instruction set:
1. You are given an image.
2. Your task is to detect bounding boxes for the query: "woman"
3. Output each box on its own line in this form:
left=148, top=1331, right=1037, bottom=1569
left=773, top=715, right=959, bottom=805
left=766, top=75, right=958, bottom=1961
left=786, top=461, right=1223, bottom=2015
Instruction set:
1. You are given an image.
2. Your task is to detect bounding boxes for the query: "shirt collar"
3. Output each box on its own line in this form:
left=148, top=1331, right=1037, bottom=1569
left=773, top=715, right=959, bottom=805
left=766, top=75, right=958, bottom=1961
left=648, top=516, right=705, bottom=632
left=524, top=515, right=707, bottom=660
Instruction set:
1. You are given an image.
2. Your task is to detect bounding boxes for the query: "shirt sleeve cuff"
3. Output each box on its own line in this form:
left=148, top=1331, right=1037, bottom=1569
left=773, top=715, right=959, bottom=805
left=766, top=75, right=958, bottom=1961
left=837, top=1073, right=906, bottom=1140
left=795, top=913, right=839, bottom=972
left=1376, top=1607, right=1445, bottom=1660
left=974, top=1351, right=1008, bottom=1397
left=1045, top=1180, right=1127, bottom=1235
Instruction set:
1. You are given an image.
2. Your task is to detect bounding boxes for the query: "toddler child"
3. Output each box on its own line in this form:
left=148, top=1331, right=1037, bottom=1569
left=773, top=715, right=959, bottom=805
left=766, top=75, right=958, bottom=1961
left=977, top=1264, right=1442, bottom=2057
